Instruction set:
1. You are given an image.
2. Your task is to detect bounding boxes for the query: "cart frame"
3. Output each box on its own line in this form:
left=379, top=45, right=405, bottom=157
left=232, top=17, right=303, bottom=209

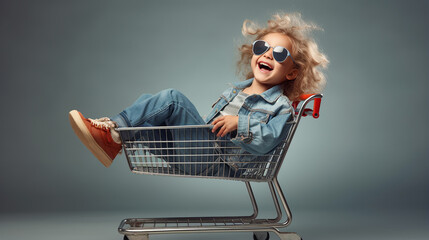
left=116, top=94, right=323, bottom=240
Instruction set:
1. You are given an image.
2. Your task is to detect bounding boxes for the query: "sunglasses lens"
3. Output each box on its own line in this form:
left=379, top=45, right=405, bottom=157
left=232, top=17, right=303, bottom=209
left=273, top=46, right=288, bottom=62
left=253, top=40, right=269, bottom=55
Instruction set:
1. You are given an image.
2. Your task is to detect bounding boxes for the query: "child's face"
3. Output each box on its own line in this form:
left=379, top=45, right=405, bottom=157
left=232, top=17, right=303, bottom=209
left=251, top=33, right=298, bottom=88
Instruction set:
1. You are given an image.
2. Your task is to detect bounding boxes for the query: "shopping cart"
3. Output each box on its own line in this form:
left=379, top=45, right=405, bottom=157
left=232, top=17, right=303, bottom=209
left=116, top=94, right=323, bottom=240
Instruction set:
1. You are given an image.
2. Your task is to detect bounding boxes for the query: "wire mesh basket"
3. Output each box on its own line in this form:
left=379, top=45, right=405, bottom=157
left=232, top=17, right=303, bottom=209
left=117, top=125, right=289, bottom=182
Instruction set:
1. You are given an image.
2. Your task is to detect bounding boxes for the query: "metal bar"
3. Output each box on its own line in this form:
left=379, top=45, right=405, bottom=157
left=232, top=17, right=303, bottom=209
left=128, top=153, right=279, bottom=158
left=124, top=139, right=232, bottom=144
left=245, top=182, right=259, bottom=219
left=128, top=172, right=272, bottom=183
left=126, top=146, right=241, bottom=151
left=121, top=215, right=258, bottom=225
left=116, top=124, right=214, bottom=131
left=121, top=131, right=136, bottom=172
left=272, top=177, right=293, bottom=227
left=266, top=180, right=283, bottom=223
left=119, top=223, right=287, bottom=234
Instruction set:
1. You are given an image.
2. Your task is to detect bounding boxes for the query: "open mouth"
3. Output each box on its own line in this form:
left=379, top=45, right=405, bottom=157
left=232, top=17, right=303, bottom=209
left=258, top=62, right=273, bottom=71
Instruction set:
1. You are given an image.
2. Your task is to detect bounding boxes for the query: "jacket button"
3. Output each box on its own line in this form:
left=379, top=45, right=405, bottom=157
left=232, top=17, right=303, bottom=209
left=233, top=90, right=236, bottom=93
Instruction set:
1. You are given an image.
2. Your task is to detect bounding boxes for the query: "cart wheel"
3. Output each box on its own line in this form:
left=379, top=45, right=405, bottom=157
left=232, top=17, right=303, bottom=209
left=253, top=232, right=269, bottom=240
left=123, top=235, right=128, bottom=240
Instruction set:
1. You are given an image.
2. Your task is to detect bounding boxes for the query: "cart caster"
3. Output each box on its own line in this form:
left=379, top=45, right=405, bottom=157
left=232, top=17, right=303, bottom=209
left=253, top=232, right=269, bottom=240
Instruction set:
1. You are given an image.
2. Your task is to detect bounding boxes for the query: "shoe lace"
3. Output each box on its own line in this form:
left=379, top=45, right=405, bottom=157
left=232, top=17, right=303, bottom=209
left=89, top=118, right=111, bottom=131
left=88, top=117, right=122, bottom=146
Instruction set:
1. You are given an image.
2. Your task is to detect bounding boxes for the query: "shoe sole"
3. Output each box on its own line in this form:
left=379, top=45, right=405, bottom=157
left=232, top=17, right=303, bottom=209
left=69, top=110, right=113, bottom=167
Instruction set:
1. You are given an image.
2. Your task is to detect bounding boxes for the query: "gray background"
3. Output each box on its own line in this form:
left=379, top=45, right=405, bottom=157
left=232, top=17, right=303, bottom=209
left=1, top=0, right=428, bottom=239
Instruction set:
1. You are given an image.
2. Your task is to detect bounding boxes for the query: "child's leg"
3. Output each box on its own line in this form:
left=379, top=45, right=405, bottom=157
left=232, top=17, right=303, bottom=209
left=69, top=89, right=204, bottom=168
left=111, top=89, right=205, bottom=127
left=70, top=88, right=236, bottom=176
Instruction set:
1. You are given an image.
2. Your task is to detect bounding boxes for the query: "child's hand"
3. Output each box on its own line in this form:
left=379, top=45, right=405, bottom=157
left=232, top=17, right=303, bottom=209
left=211, top=115, right=239, bottom=137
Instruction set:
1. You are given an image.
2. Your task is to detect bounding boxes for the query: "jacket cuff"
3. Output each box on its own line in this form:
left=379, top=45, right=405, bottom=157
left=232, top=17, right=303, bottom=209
left=231, top=115, right=253, bottom=144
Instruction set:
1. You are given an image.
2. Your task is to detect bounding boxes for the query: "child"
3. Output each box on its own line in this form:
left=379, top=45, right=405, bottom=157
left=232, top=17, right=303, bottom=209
left=69, top=12, right=328, bottom=175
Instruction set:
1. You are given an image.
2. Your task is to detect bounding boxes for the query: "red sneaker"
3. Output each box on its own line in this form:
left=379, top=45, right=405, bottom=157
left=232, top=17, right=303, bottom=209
left=69, top=110, right=122, bottom=167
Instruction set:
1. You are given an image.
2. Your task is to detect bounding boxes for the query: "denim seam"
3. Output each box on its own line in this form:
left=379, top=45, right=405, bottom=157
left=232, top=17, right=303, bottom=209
left=118, top=112, right=132, bottom=127
left=175, top=101, right=204, bottom=124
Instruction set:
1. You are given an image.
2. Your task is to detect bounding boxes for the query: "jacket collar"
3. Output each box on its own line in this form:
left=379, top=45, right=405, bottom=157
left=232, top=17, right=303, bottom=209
left=232, top=78, right=284, bottom=103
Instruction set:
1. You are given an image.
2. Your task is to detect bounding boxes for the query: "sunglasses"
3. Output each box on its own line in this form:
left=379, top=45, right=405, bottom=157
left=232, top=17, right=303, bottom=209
left=252, top=40, right=295, bottom=63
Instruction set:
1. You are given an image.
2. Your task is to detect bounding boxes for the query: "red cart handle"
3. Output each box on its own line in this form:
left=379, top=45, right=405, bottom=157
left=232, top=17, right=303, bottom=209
left=293, top=94, right=322, bottom=119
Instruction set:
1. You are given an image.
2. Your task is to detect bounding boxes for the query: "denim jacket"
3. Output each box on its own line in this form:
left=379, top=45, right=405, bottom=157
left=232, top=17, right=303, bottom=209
left=205, top=78, right=294, bottom=157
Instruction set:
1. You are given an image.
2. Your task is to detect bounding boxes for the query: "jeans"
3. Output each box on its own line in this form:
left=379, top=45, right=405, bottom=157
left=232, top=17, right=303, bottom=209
left=111, top=89, right=235, bottom=177
left=112, top=89, right=205, bottom=128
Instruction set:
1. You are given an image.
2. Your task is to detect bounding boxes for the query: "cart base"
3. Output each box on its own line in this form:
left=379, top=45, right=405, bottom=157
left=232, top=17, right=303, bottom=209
left=122, top=231, right=301, bottom=240
left=118, top=179, right=300, bottom=240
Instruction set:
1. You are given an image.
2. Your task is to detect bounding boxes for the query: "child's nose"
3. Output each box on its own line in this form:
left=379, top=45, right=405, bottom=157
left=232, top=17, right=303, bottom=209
left=263, top=48, right=273, bottom=59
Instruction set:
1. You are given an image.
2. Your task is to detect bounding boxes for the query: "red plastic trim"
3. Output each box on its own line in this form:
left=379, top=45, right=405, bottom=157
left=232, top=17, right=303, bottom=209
left=313, top=98, right=321, bottom=118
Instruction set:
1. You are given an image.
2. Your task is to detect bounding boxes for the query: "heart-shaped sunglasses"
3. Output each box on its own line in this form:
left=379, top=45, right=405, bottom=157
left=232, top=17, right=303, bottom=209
left=252, top=40, right=295, bottom=63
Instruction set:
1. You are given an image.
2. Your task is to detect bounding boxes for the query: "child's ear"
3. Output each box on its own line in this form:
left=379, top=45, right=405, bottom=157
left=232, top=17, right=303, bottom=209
left=285, top=68, right=299, bottom=81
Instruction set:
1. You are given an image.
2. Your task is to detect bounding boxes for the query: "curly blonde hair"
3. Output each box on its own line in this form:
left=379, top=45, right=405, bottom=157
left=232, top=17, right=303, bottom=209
left=237, top=12, right=328, bottom=101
